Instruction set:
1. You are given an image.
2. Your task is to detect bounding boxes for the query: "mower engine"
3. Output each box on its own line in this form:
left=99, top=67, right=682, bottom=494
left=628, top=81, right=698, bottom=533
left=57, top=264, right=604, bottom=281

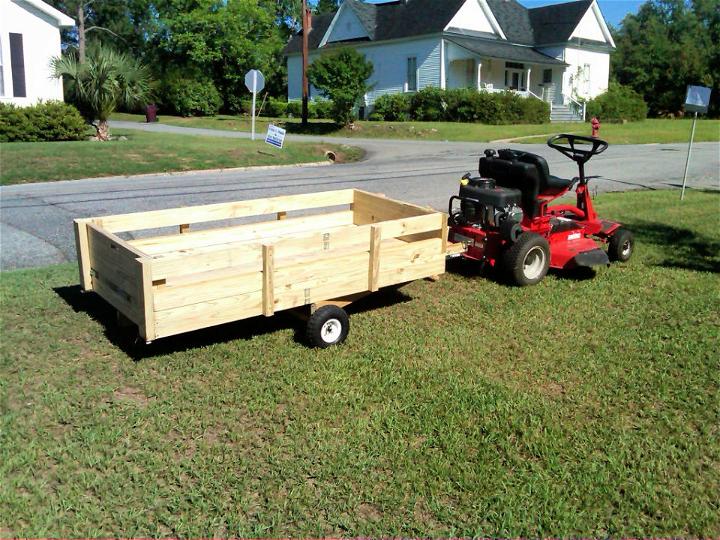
left=449, top=174, right=523, bottom=243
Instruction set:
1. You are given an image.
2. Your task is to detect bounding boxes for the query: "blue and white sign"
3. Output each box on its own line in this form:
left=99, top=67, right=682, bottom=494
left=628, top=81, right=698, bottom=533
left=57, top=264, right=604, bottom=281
left=265, top=124, right=286, bottom=149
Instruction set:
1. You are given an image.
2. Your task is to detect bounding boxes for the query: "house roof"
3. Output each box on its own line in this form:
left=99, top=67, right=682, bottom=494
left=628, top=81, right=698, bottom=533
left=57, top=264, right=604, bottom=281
left=285, top=0, right=600, bottom=54
left=446, top=36, right=567, bottom=66
left=528, top=0, right=594, bottom=45
left=14, top=0, right=75, bottom=27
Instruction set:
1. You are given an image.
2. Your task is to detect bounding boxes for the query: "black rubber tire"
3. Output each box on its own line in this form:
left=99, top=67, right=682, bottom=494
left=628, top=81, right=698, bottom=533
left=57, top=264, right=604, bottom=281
left=608, top=228, right=634, bottom=262
left=306, top=305, right=350, bottom=348
left=501, top=232, right=550, bottom=286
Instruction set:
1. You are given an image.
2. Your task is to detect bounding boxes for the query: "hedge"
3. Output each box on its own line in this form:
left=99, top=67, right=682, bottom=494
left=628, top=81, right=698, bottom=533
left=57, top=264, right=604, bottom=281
left=0, top=101, right=87, bottom=142
left=586, top=82, right=648, bottom=123
left=160, top=76, right=222, bottom=117
left=370, top=88, right=550, bottom=124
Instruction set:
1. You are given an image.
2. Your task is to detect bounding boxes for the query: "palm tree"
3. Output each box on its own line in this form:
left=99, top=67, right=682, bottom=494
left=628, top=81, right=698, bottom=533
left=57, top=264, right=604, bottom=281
left=52, top=45, right=151, bottom=141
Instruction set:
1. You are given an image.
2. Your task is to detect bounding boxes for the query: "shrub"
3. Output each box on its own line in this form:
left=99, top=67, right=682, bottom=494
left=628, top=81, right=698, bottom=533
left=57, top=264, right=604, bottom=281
left=373, top=93, right=411, bottom=121
left=308, top=47, right=374, bottom=125
left=260, top=97, right=287, bottom=117
left=409, top=87, right=448, bottom=121
left=160, top=76, right=222, bottom=117
left=0, top=101, right=87, bottom=142
left=367, top=112, right=384, bottom=121
left=313, top=99, right=334, bottom=119
left=586, top=82, right=648, bottom=122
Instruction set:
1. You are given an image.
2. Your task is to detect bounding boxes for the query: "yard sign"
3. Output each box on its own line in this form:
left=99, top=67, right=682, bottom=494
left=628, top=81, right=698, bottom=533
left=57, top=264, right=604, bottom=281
left=265, top=124, right=286, bottom=149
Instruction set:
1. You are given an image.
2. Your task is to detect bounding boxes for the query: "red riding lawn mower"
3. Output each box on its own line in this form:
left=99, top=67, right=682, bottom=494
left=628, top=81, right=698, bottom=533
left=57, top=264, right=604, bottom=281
left=448, top=134, right=634, bottom=286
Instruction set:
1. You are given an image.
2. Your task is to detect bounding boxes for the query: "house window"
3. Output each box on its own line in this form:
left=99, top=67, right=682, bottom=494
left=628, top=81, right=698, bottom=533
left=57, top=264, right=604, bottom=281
left=505, top=62, right=524, bottom=70
left=406, top=56, right=417, bottom=92
left=543, top=69, right=553, bottom=84
left=9, top=33, right=26, bottom=98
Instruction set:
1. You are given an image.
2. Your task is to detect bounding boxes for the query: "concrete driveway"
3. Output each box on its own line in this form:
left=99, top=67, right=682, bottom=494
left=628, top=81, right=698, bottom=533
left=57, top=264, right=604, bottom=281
left=1, top=121, right=718, bottom=270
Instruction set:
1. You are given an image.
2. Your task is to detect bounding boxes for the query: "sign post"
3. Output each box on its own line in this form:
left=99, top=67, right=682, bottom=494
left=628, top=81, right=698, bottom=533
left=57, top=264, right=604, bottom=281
left=681, top=85, right=712, bottom=201
left=244, top=69, right=265, bottom=141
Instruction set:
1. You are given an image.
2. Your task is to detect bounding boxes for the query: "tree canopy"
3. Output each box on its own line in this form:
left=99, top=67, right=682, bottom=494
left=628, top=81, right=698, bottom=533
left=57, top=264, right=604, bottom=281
left=612, top=0, right=719, bottom=116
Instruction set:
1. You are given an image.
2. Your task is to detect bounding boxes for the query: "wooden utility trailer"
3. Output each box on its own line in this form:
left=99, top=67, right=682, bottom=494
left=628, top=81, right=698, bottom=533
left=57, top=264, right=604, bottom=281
left=74, top=189, right=457, bottom=347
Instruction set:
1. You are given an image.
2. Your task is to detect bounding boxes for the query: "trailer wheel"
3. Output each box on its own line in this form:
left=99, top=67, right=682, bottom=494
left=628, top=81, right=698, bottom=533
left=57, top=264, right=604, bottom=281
left=306, top=305, right=350, bottom=348
left=502, top=232, right=550, bottom=286
left=608, top=228, right=634, bottom=262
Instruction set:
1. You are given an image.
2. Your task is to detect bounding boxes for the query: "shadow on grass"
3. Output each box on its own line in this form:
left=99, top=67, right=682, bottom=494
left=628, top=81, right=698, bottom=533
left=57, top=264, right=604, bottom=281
left=622, top=219, right=720, bottom=273
left=282, top=121, right=342, bottom=136
left=447, top=254, right=599, bottom=284
left=53, top=284, right=412, bottom=360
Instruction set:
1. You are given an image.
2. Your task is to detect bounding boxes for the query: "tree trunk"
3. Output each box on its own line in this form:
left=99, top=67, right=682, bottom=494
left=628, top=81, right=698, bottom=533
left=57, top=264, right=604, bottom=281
left=96, top=120, right=110, bottom=141
left=77, top=3, right=85, bottom=63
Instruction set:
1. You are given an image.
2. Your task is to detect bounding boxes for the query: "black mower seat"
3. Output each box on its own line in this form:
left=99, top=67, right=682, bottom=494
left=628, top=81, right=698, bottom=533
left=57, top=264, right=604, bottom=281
left=498, top=149, right=574, bottom=192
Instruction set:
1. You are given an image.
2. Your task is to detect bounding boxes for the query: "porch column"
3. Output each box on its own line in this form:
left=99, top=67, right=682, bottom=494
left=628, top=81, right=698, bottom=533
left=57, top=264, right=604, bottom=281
left=526, top=68, right=532, bottom=93
left=476, top=62, right=482, bottom=91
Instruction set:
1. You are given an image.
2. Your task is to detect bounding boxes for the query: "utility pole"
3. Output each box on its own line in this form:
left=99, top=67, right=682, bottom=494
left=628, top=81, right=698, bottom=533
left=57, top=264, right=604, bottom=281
left=301, top=0, right=311, bottom=126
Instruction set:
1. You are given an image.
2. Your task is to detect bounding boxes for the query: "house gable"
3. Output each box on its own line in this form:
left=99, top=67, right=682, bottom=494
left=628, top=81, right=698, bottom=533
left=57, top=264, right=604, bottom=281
left=322, top=2, right=370, bottom=46
left=570, top=1, right=615, bottom=47
left=445, top=0, right=506, bottom=39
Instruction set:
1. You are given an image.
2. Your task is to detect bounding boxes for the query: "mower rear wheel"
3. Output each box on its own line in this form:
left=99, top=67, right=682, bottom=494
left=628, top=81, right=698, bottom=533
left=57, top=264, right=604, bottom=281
left=502, top=232, right=550, bottom=286
left=608, top=228, right=634, bottom=262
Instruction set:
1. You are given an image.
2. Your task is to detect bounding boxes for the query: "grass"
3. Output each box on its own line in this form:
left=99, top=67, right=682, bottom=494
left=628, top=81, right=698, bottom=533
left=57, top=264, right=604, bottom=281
left=1, top=189, right=719, bottom=537
left=0, top=130, right=363, bottom=185
left=113, top=112, right=720, bottom=144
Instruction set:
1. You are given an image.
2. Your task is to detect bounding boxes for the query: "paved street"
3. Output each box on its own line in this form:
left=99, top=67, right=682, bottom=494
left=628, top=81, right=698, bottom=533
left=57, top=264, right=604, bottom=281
left=1, top=121, right=718, bottom=270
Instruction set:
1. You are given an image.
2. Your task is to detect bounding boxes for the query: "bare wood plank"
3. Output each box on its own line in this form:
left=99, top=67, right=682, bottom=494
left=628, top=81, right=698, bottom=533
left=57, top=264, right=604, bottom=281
left=274, top=252, right=370, bottom=292
left=273, top=274, right=370, bottom=312
left=154, top=292, right=263, bottom=339
left=277, top=211, right=287, bottom=220
left=139, top=259, right=156, bottom=342
left=153, top=271, right=263, bottom=311
left=369, top=225, right=381, bottom=292
left=91, top=272, right=143, bottom=324
left=73, top=219, right=92, bottom=291
left=262, top=244, right=274, bottom=317
left=312, top=292, right=370, bottom=312
left=130, top=210, right=354, bottom=254
left=99, top=189, right=355, bottom=233
left=376, top=213, right=444, bottom=240
left=150, top=243, right=263, bottom=281
left=179, top=224, right=190, bottom=234
left=441, top=214, right=449, bottom=253
left=272, top=224, right=371, bottom=265
left=352, top=190, right=435, bottom=225
left=378, top=254, right=446, bottom=289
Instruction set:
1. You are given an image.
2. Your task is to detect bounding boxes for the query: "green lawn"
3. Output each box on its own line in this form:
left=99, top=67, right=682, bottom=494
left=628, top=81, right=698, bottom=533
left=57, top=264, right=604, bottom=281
left=1, top=189, right=718, bottom=536
left=0, top=130, right=362, bottom=185
left=113, top=112, right=720, bottom=144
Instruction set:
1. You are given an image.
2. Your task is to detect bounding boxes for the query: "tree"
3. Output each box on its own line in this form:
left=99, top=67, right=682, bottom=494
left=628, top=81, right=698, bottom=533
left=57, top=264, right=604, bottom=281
left=314, top=0, right=338, bottom=14
left=52, top=45, right=152, bottom=140
left=155, top=0, right=283, bottom=113
left=308, top=47, right=373, bottom=125
left=612, top=0, right=719, bottom=116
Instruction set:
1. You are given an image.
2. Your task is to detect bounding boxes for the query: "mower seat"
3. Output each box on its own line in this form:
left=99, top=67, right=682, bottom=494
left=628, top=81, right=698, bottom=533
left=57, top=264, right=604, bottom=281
left=479, top=154, right=541, bottom=217
left=498, top=149, right=574, bottom=193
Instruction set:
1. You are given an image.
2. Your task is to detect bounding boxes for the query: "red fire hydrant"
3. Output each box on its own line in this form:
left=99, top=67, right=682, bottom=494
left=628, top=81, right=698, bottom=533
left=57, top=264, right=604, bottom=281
left=591, top=116, right=600, bottom=138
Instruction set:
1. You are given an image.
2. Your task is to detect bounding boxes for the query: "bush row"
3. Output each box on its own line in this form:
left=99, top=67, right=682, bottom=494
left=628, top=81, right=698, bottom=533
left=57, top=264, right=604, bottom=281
left=585, top=82, right=648, bottom=122
left=372, top=88, right=550, bottom=124
left=0, top=101, right=87, bottom=142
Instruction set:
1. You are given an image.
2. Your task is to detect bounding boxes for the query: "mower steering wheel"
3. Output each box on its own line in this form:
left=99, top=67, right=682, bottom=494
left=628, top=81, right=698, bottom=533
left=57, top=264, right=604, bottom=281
left=547, top=134, right=608, bottom=165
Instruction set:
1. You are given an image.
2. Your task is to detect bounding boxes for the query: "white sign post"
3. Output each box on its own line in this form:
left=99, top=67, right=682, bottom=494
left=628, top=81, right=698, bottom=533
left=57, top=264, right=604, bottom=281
left=681, top=85, right=712, bottom=201
left=244, top=69, right=265, bottom=141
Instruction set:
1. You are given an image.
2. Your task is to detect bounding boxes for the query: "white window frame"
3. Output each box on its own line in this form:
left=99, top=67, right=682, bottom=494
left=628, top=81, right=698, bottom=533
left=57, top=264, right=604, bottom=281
left=405, top=56, right=418, bottom=93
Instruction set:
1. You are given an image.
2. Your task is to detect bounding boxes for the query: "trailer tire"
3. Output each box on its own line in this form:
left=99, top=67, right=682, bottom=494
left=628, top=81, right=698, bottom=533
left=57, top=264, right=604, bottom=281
left=306, top=305, right=350, bottom=348
left=502, top=232, right=550, bottom=286
left=608, top=228, right=634, bottom=262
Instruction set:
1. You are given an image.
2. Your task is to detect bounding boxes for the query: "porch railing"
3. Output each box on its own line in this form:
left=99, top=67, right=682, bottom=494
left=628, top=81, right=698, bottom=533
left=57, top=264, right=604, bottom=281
left=564, top=94, right=587, bottom=121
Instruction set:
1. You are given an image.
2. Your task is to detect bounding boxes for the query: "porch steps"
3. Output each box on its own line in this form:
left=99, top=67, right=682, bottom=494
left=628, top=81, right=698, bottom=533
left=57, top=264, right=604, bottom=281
left=550, top=104, right=584, bottom=123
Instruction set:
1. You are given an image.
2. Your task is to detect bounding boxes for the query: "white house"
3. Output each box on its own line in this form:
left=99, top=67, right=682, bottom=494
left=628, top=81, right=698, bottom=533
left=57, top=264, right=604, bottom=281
left=285, top=0, right=615, bottom=121
left=0, top=0, right=75, bottom=106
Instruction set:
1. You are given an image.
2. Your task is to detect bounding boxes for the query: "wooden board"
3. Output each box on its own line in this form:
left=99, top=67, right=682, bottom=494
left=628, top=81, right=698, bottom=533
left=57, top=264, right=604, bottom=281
left=98, top=189, right=355, bottom=233
left=77, top=189, right=449, bottom=341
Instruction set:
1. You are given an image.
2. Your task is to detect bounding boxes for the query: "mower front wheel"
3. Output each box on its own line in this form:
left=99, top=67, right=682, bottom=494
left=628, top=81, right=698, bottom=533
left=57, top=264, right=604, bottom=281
left=608, top=228, right=634, bottom=262
left=502, top=232, right=550, bottom=286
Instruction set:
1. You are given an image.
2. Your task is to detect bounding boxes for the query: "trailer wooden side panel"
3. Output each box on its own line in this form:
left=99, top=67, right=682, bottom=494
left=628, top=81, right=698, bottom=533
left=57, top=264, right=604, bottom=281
left=75, top=189, right=450, bottom=343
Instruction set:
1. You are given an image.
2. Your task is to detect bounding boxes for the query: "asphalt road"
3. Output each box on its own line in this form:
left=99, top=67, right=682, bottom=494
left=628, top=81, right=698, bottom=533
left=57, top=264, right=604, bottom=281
left=1, top=121, right=718, bottom=270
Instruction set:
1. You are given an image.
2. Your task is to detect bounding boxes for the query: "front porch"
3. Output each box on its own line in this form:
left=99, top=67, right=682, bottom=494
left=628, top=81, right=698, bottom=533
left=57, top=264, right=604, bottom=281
left=442, top=36, right=585, bottom=120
